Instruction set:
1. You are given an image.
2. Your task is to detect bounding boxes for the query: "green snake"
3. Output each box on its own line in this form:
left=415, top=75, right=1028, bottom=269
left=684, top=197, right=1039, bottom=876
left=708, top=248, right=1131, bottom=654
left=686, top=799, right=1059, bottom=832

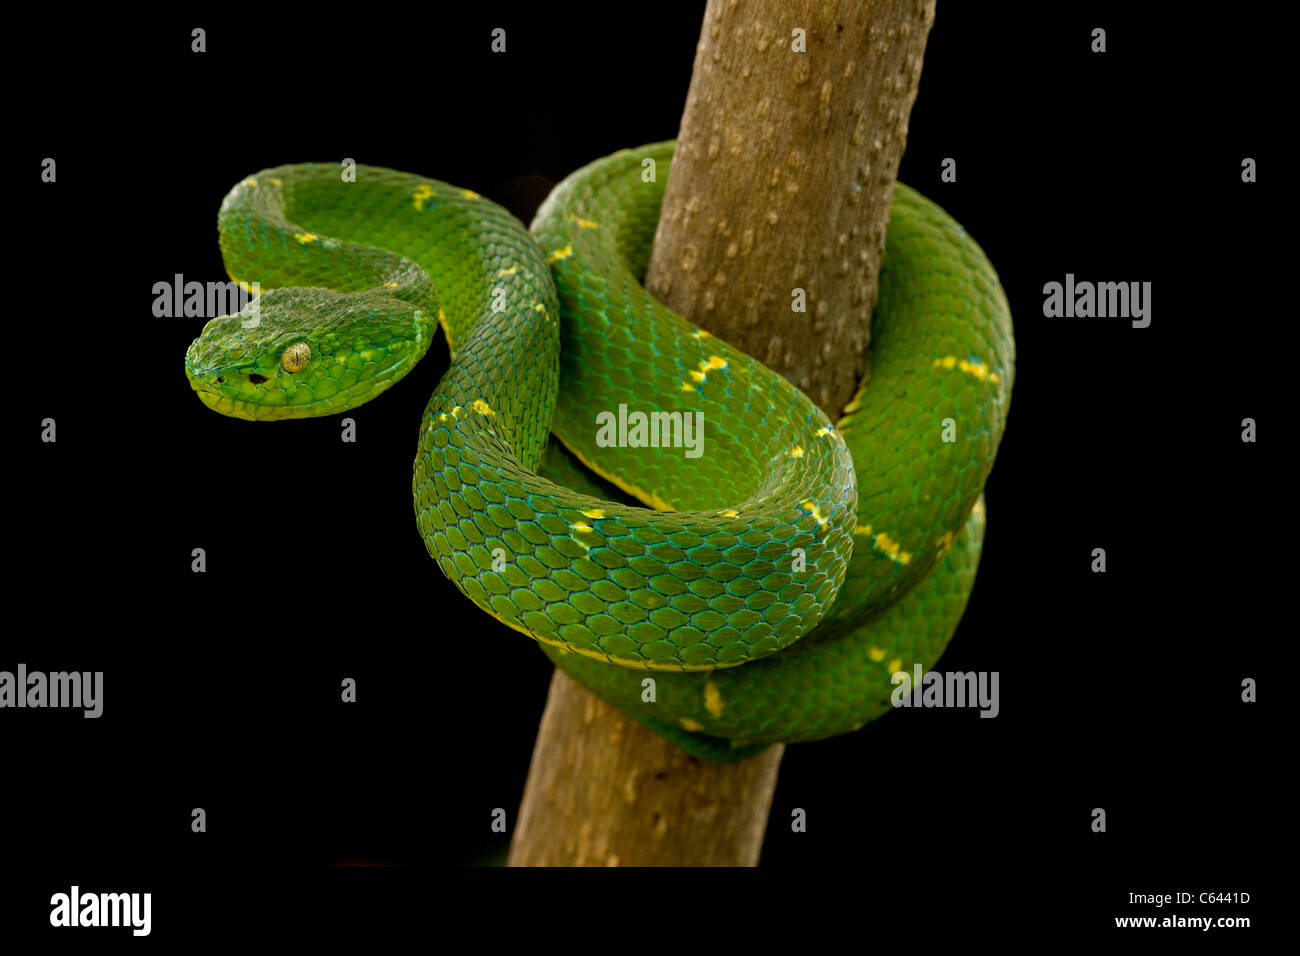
left=184, top=143, right=1013, bottom=761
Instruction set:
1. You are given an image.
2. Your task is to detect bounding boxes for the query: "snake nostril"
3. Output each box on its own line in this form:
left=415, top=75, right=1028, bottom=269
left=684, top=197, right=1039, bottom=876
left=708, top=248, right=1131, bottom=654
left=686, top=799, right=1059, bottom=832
left=215, top=376, right=224, bottom=384
left=248, top=373, right=269, bottom=385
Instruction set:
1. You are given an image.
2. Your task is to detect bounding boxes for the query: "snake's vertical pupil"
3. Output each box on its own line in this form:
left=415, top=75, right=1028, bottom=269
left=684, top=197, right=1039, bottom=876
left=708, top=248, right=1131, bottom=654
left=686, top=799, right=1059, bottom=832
left=281, top=341, right=312, bottom=372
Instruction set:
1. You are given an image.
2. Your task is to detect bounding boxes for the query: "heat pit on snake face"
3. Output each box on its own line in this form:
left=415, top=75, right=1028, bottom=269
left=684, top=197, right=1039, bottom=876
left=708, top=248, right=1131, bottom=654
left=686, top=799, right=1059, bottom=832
left=248, top=373, right=269, bottom=385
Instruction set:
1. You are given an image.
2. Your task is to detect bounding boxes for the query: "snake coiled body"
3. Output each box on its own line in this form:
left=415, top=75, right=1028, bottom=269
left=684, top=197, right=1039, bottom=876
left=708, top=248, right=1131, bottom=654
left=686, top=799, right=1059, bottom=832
left=185, top=143, right=1013, bottom=761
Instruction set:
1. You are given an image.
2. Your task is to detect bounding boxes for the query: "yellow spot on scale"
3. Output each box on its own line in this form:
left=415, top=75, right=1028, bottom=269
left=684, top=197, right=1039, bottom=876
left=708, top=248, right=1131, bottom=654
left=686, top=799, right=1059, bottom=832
left=816, top=426, right=833, bottom=438
left=721, top=509, right=739, bottom=518
left=680, top=718, right=704, bottom=732
left=293, top=233, right=319, bottom=244
left=801, top=500, right=828, bottom=530
left=461, top=188, right=481, bottom=200
left=570, top=523, right=592, bottom=533
left=874, top=531, right=911, bottom=565
left=547, top=245, right=573, bottom=263
left=888, top=659, right=903, bottom=674
left=972, top=498, right=986, bottom=518
left=570, top=216, right=599, bottom=229
left=933, top=355, right=999, bottom=383
left=497, top=266, right=519, bottom=277
left=692, top=329, right=711, bottom=339
left=269, top=177, right=283, bottom=187
left=685, top=354, right=729, bottom=388
left=534, top=302, right=548, bottom=314
left=868, top=646, right=886, bottom=662
left=582, top=509, right=605, bottom=519
left=935, top=529, right=956, bottom=558
left=412, top=183, right=435, bottom=211
left=790, top=446, right=805, bottom=458
left=451, top=406, right=463, bottom=418
left=854, top=524, right=873, bottom=536
left=680, top=382, right=695, bottom=392
left=241, top=177, right=258, bottom=188
left=704, top=682, right=725, bottom=717
left=471, top=400, right=495, bottom=416
left=383, top=282, right=399, bottom=288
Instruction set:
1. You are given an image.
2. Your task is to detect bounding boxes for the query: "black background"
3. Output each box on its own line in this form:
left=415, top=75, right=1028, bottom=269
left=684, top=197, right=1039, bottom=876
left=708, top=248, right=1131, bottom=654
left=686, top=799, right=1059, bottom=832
left=9, top=1, right=1279, bottom=941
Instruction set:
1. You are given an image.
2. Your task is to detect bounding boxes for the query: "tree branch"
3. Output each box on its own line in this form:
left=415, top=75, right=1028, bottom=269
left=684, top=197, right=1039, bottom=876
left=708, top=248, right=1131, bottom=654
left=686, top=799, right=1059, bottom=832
left=646, top=0, right=935, bottom=416
left=509, top=0, right=935, bottom=867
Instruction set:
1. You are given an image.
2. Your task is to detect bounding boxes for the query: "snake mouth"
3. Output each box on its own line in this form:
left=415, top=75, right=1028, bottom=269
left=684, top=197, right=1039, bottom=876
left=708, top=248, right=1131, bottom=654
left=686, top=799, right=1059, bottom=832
left=185, top=363, right=239, bottom=397
left=184, top=360, right=352, bottom=421
left=185, top=359, right=268, bottom=394
left=184, top=362, right=272, bottom=420
left=184, top=362, right=217, bottom=394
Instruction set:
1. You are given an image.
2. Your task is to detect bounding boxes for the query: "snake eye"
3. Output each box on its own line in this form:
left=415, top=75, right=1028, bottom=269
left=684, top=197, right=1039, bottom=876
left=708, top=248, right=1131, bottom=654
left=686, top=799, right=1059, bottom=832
left=281, top=341, right=312, bottom=373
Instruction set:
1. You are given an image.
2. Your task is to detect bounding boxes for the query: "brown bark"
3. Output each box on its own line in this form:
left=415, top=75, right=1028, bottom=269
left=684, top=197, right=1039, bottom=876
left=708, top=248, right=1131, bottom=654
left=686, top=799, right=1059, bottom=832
left=508, top=671, right=784, bottom=866
left=645, top=0, right=935, bottom=417
left=509, top=0, right=934, bottom=867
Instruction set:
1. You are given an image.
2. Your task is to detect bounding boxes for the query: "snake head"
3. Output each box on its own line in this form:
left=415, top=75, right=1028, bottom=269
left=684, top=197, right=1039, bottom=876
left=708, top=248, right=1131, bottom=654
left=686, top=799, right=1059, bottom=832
left=184, top=287, right=436, bottom=420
